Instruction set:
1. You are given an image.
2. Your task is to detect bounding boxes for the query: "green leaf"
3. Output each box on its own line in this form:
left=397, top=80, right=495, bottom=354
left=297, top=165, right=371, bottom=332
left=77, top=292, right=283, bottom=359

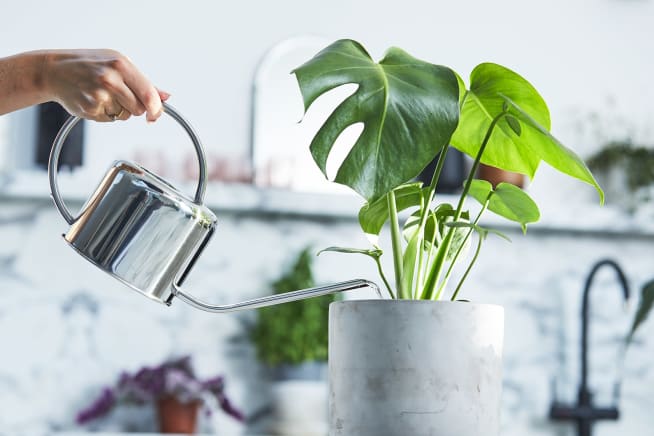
left=403, top=208, right=438, bottom=245
left=359, top=183, right=424, bottom=237
left=317, top=246, right=382, bottom=259
left=445, top=222, right=512, bottom=242
left=451, top=63, right=603, bottom=204
left=627, top=280, right=654, bottom=344
left=467, top=180, right=539, bottom=233
left=490, top=183, right=540, bottom=233
left=505, top=114, right=522, bottom=136
left=468, top=179, right=493, bottom=204
left=501, top=96, right=604, bottom=204
left=486, top=227, right=512, bottom=242
left=293, top=39, right=460, bottom=202
left=403, top=204, right=469, bottom=258
left=401, top=230, right=421, bottom=298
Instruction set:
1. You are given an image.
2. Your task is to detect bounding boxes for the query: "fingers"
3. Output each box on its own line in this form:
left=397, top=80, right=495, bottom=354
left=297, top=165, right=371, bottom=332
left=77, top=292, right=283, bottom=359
left=112, top=81, right=145, bottom=117
left=114, top=56, right=164, bottom=122
left=46, top=50, right=170, bottom=123
left=100, top=105, right=125, bottom=122
left=97, top=72, right=168, bottom=123
left=158, top=89, right=171, bottom=101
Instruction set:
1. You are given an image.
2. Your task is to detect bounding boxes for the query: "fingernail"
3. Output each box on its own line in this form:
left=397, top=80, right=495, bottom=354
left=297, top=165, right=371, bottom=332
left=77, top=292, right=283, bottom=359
left=147, top=110, right=162, bottom=124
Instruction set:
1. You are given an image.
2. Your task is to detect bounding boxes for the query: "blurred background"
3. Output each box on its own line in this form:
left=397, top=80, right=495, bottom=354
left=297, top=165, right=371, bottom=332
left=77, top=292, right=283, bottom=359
left=0, top=0, right=653, bottom=435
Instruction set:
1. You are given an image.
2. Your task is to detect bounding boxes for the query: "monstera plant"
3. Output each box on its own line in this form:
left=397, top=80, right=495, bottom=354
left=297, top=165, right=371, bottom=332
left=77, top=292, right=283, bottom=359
left=292, top=39, right=604, bottom=436
left=293, top=39, right=603, bottom=301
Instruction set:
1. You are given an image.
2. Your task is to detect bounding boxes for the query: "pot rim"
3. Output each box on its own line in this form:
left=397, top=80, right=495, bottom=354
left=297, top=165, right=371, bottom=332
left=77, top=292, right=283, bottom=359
left=330, top=299, right=503, bottom=310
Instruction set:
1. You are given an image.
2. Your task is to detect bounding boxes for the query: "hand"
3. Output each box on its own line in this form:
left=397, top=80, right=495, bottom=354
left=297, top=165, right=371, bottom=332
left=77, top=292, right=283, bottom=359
left=42, top=49, right=169, bottom=122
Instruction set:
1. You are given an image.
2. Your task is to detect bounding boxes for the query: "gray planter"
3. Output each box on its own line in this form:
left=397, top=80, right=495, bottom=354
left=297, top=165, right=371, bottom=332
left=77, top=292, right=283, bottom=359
left=329, top=300, right=504, bottom=436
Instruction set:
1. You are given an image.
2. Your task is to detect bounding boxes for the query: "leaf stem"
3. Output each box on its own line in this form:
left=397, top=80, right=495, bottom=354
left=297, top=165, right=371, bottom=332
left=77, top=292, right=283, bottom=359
left=427, top=145, right=450, bottom=196
left=387, top=190, right=405, bottom=298
left=454, top=112, right=506, bottom=220
left=421, top=111, right=506, bottom=300
left=374, top=256, right=396, bottom=299
left=414, top=145, right=450, bottom=298
left=414, top=194, right=426, bottom=298
left=436, top=196, right=490, bottom=298
left=450, top=231, right=484, bottom=301
left=423, top=209, right=439, bottom=279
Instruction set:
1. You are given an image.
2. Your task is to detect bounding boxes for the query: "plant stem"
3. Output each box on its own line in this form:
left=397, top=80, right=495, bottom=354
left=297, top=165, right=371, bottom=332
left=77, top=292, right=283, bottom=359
left=450, top=231, right=484, bottom=301
left=421, top=112, right=506, bottom=300
left=374, top=256, right=396, bottom=299
left=415, top=146, right=449, bottom=296
left=423, top=209, right=439, bottom=279
left=427, top=145, right=450, bottom=197
left=435, top=198, right=489, bottom=298
left=453, top=112, right=505, bottom=220
left=387, top=190, right=405, bottom=298
left=414, top=194, right=426, bottom=298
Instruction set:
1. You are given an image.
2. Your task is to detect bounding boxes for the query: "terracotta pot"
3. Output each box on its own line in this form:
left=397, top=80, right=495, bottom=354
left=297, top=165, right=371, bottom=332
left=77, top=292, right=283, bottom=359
left=156, top=396, right=201, bottom=434
left=478, top=163, right=525, bottom=189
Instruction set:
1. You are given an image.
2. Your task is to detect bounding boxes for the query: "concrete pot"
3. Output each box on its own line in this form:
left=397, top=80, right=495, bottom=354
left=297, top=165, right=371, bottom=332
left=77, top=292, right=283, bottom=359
left=329, top=300, right=504, bottom=436
left=268, top=362, right=328, bottom=436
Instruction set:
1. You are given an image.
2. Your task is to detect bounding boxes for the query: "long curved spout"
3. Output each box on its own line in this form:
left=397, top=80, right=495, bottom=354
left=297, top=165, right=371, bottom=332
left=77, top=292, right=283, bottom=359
left=580, top=259, right=630, bottom=397
left=173, top=279, right=380, bottom=313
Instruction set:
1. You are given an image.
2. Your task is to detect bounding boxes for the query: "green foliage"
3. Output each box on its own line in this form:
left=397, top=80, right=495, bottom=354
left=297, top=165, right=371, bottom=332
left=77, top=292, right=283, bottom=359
left=452, top=64, right=603, bottom=202
left=468, top=180, right=540, bottom=234
left=250, top=247, right=334, bottom=366
left=587, top=141, right=654, bottom=192
left=293, top=39, right=460, bottom=203
left=293, top=39, right=604, bottom=301
left=627, top=280, right=654, bottom=344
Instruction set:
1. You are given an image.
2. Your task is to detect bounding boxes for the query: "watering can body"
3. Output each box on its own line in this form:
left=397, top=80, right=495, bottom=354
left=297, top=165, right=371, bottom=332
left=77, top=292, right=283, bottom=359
left=63, top=160, right=216, bottom=305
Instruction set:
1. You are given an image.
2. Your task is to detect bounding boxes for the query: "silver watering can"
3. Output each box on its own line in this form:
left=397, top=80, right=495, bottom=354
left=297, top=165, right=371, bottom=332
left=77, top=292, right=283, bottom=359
left=48, top=102, right=378, bottom=312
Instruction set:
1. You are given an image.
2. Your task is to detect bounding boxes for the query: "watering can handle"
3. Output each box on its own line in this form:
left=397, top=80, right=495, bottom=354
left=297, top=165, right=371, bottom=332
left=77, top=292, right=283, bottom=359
left=172, top=279, right=381, bottom=313
left=48, top=102, right=208, bottom=225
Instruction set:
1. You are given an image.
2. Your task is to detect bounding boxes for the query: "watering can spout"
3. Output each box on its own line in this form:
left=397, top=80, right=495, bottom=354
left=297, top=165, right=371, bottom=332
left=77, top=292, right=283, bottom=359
left=173, top=279, right=380, bottom=313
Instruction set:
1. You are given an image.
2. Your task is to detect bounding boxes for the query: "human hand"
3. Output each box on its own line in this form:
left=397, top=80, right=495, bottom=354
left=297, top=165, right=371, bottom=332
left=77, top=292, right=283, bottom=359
left=42, top=49, right=169, bottom=122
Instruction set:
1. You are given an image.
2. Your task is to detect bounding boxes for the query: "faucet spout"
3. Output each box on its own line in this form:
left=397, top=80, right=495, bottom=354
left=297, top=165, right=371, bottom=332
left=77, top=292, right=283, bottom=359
left=580, top=259, right=630, bottom=397
left=550, top=258, right=630, bottom=436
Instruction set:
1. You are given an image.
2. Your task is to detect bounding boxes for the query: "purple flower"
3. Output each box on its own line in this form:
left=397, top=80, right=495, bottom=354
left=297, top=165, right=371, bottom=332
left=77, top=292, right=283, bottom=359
left=76, top=387, right=116, bottom=424
left=75, top=356, right=244, bottom=424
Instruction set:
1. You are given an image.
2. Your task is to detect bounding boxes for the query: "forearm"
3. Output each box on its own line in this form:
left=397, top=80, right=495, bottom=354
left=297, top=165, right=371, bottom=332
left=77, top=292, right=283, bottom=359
left=0, top=51, right=51, bottom=115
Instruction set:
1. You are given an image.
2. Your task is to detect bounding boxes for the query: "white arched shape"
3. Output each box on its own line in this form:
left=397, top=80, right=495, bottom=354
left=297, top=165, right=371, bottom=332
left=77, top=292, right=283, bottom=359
left=250, top=36, right=359, bottom=195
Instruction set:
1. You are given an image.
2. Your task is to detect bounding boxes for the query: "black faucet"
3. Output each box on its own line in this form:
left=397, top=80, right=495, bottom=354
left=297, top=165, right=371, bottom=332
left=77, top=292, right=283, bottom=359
left=549, top=259, right=630, bottom=436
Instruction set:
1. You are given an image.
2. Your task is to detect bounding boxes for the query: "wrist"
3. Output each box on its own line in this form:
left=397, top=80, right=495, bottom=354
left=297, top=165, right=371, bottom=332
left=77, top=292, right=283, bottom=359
left=31, top=50, right=54, bottom=102
left=14, top=50, right=52, bottom=104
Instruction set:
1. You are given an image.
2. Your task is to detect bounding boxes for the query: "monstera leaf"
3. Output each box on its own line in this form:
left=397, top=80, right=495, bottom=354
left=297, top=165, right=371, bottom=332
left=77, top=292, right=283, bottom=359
left=451, top=63, right=604, bottom=203
left=293, top=39, right=460, bottom=202
left=358, top=183, right=425, bottom=240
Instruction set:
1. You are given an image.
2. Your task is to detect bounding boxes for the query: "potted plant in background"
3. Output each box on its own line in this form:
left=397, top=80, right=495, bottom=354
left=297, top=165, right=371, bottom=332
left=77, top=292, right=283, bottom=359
left=292, top=39, right=604, bottom=436
left=477, top=163, right=526, bottom=189
left=76, top=356, right=243, bottom=434
left=250, top=246, right=334, bottom=436
left=587, top=140, right=654, bottom=213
